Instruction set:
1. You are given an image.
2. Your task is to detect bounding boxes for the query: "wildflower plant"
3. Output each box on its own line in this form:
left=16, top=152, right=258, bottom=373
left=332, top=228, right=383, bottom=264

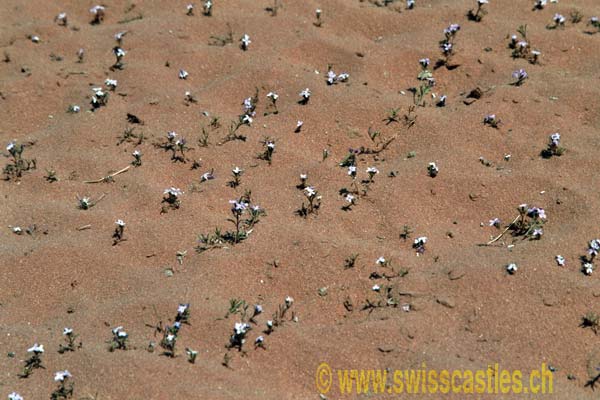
left=162, top=187, right=183, bottom=212
left=427, top=162, right=439, bottom=177
left=240, top=34, right=251, bottom=51
left=111, top=46, right=126, bottom=70
left=467, top=0, right=488, bottom=22
left=413, top=236, right=428, bottom=254
left=112, top=219, right=126, bottom=245
left=511, top=69, right=528, bottom=86
left=314, top=9, right=323, bottom=27
left=297, top=186, right=322, bottom=217
left=228, top=167, right=243, bottom=188
left=108, top=326, right=128, bottom=351
left=541, top=133, right=565, bottom=158
left=51, top=370, right=74, bottom=400
left=58, top=328, right=80, bottom=353
left=90, top=5, right=105, bottom=24
left=196, top=192, right=265, bottom=252
left=547, top=13, right=566, bottom=29
left=588, top=17, right=600, bottom=33
left=257, top=138, right=276, bottom=165
left=483, top=114, right=501, bottom=128
left=228, top=322, right=251, bottom=351
left=20, top=344, right=44, bottom=378
left=298, top=88, right=311, bottom=105
left=90, top=87, right=108, bottom=109
left=437, top=24, right=460, bottom=68
left=203, top=0, right=213, bottom=16
left=3, top=141, right=36, bottom=180
left=131, top=150, right=142, bottom=166
left=265, top=92, right=279, bottom=115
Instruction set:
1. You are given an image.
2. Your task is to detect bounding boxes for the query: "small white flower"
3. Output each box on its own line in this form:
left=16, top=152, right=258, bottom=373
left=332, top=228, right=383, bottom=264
left=54, top=370, right=72, bottom=382
left=366, top=166, right=379, bottom=175
left=115, top=219, right=125, bottom=227
left=266, top=320, right=273, bottom=328
left=6, top=141, right=16, bottom=152
left=90, top=5, right=105, bottom=14
left=232, top=167, right=243, bottom=175
left=240, top=34, right=251, bottom=50
left=348, top=165, right=357, bottom=176
left=376, top=256, right=386, bottom=265
left=132, top=150, right=141, bottom=157
left=296, top=120, right=304, bottom=129
left=583, top=263, right=594, bottom=275
left=254, top=304, right=263, bottom=314
left=402, top=304, right=411, bottom=312
left=299, top=88, right=311, bottom=99
left=187, top=4, right=194, bottom=12
left=164, top=187, right=183, bottom=197
left=304, top=186, right=316, bottom=197
left=241, top=114, right=253, bottom=125
left=8, top=393, right=23, bottom=400
left=105, top=78, right=118, bottom=89
left=267, top=92, right=279, bottom=101
left=285, top=296, right=294, bottom=306
left=255, top=336, right=264, bottom=344
left=327, top=70, right=337, bottom=85
left=117, top=330, right=128, bottom=338
left=12, top=226, right=22, bottom=234
left=114, top=31, right=127, bottom=42
left=179, top=69, right=189, bottom=79
left=372, top=284, right=381, bottom=292
left=234, top=322, right=250, bottom=335
left=267, top=142, right=275, bottom=150
left=345, top=194, right=355, bottom=203
left=177, top=304, right=188, bottom=315
left=316, top=9, right=322, bottom=17
left=166, top=333, right=176, bottom=343
left=506, top=263, right=518, bottom=274
left=30, top=36, right=40, bottom=43
left=200, top=171, right=214, bottom=182
left=300, top=173, right=307, bottom=181
left=112, top=326, right=124, bottom=335
left=27, top=344, right=44, bottom=354
left=555, top=255, right=565, bottom=266
left=114, top=47, right=126, bottom=58
left=489, top=218, right=501, bottom=227
left=63, top=328, right=73, bottom=336
left=337, top=73, right=350, bottom=82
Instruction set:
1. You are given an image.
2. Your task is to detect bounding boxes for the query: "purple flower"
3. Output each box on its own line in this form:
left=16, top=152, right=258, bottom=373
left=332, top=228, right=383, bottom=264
left=512, top=69, right=528, bottom=84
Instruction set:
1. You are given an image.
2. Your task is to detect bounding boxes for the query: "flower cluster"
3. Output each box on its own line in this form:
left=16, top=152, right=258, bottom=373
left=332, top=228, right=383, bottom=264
left=109, top=326, right=128, bottom=351
left=162, top=187, right=183, bottom=211
left=326, top=67, right=350, bottom=85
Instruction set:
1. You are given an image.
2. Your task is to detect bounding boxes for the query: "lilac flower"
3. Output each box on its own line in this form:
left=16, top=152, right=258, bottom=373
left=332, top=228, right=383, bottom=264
left=8, top=393, right=23, bottom=400
left=553, top=13, right=566, bottom=25
left=444, top=24, right=461, bottom=37
left=413, top=236, right=428, bottom=253
left=179, top=69, right=189, bottom=79
left=512, top=69, right=528, bottom=85
left=299, top=88, right=311, bottom=100
left=255, top=336, right=264, bottom=345
left=229, top=200, right=248, bottom=213
left=167, top=131, right=178, bottom=140
left=483, top=114, right=497, bottom=124
left=527, top=207, right=546, bottom=220
left=200, top=170, right=214, bottom=182
left=549, top=132, right=560, bottom=147
left=186, top=4, right=194, bottom=15
left=440, top=42, right=453, bottom=55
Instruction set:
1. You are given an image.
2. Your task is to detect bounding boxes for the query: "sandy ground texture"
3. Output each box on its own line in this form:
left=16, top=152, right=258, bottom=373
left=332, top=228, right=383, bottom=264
left=1, top=0, right=600, bottom=399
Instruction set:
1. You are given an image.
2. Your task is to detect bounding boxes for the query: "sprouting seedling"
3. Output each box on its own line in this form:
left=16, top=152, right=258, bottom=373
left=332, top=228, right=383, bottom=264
left=427, top=162, right=439, bottom=177
left=297, top=186, right=322, bottom=217
left=162, top=187, right=183, bottom=212
left=258, top=138, right=276, bottom=165
left=131, top=149, right=142, bottom=166
left=511, top=69, right=528, bottom=86
left=208, top=23, right=234, bottom=46
left=384, top=108, right=401, bottom=124
left=228, top=167, right=243, bottom=188
left=541, top=132, right=565, bottom=158
left=298, top=88, right=311, bottom=104
left=90, top=5, right=105, bottom=25
left=112, top=219, right=126, bottom=245
left=413, top=236, right=428, bottom=254
left=91, top=87, right=109, bottom=109
left=55, top=12, right=68, bottom=26
left=344, top=254, right=359, bottom=269
left=400, top=225, right=413, bottom=240
left=314, top=9, right=323, bottom=27
left=265, top=92, right=279, bottom=115
left=76, top=48, right=84, bottom=63
left=228, top=322, right=251, bottom=351
left=570, top=10, right=583, bottom=24
left=267, top=297, right=294, bottom=334
left=111, top=47, right=126, bottom=70
left=483, top=114, right=501, bottom=128
left=3, top=140, right=36, bottom=180
left=240, top=34, right=251, bottom=51
left=467, top=0, right=488, bottom=22
left=108, top=326, right=129, bottom=351
left=225, top=298, right=248, bottom=319
left=45, top=168, right=58, bottom=182
left=186, top=3, right=194, bottom=16
left=547, top=13, right=566, bottom=30
left=19, top=344, right=44, bottom=378
left=186, top=348, right=198, bottom=363
left=58, top=328, right=80, bottom=354
left=203, top=0, right=213, bottom=16
left=52, top=370, right=74, bottom=400
left=506, top=263, right=518, bottom=275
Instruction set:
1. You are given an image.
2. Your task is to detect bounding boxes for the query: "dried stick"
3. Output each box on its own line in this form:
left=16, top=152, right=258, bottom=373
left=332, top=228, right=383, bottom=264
left=485, top=215, right=520, bottom=245
left=83, top=166, right=130, bottom=183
